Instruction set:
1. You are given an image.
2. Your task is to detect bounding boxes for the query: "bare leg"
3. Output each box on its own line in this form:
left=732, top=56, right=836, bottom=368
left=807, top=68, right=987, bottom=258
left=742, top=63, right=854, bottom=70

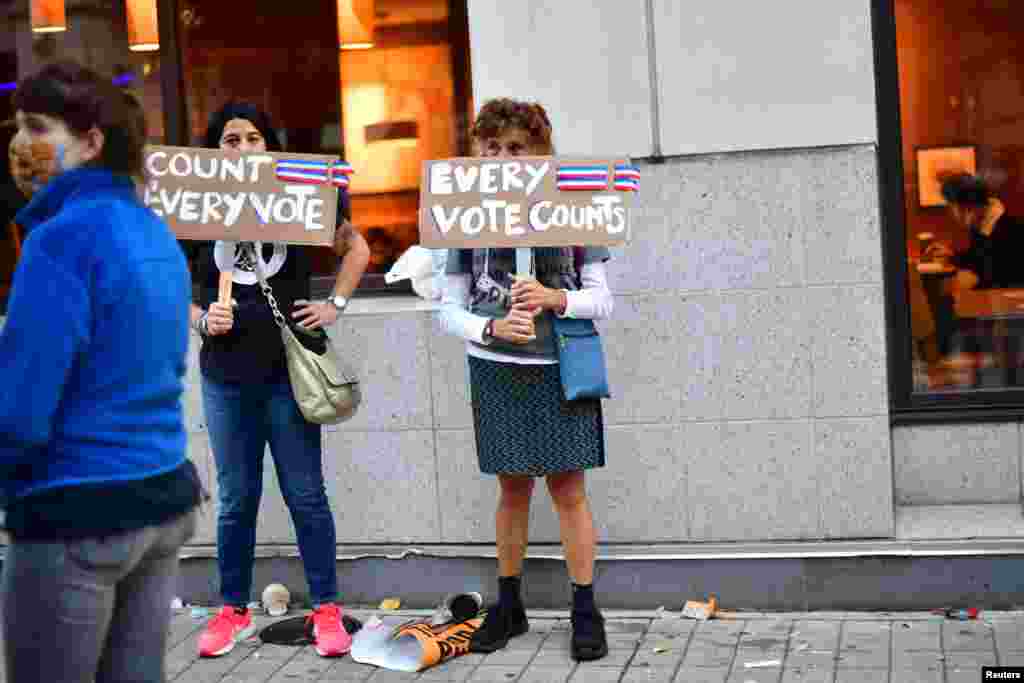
left=496, top=474, right=534, bottom=577
left=546, top=471, right=595, bottom=585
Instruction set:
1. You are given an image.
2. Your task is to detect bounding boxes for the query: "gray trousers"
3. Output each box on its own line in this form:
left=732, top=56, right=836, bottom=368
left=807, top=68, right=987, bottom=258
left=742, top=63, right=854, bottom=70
left=1, top=510, right=196, bottom=683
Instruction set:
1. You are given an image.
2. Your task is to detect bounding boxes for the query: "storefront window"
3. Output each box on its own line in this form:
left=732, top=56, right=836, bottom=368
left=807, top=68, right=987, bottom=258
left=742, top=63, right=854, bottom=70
left=891, top=0, right=1024, bottom=404
left=0, top=0, right=166, bottom=303
left=177, top=0, right=472, bottom=293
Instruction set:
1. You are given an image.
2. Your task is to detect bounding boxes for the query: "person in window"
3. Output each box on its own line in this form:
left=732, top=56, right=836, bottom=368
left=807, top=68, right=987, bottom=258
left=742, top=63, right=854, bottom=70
left=439, top=98, right=612, bottom=662
left=191, top=102, right=370, bottom=659
left=0, top=60, right=202, bottom=683
left=925, top=173, right=1024, bottom=291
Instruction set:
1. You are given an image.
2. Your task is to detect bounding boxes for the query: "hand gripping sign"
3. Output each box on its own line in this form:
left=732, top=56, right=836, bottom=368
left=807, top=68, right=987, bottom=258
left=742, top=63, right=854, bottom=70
left=142, top=145, right=352, bottom=303
left=418, top=156, right=637, bottom=275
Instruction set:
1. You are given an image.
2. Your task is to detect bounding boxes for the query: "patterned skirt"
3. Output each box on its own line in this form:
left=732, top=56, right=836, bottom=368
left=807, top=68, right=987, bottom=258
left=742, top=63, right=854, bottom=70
left=468, top=356, right=605, bottom=476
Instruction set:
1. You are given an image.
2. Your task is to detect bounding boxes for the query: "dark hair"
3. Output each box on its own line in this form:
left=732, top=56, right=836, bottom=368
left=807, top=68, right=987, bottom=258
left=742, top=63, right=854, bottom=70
left=123, top=92, right=147, bottom=143
left=13, top=60, right=145, bottom=177
left=940, top=173, right=991, bottom=208
left=471, top=98, right=553, bottom=153
left=203, top=101, right=282, bottom=151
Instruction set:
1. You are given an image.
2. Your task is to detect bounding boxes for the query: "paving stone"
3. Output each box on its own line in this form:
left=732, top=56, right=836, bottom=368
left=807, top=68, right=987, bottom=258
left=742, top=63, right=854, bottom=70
left=629, top=647, right=684, bottom=669
left=572, top=648, right=635, bottom=668
left=317, top=660, right=378, bottom=682
left=834, top=671, right=889, bottom=683
left=839, top=621, right=891, bottom=652
left=735, top=645, right=787, bottom=663
left=621, top=665, right=679, bottom=682
left=891, top=620, right=941, bottom=651
left=507, top=633, right=550, bottom=649
left=835, top=648, right=889, bottom=669
left=891, top=668, right=941, bottom=683
left=266, top=648, right=337, bottom=682
left=789, top=621, right=840, bottom=651
left=672, top=668, right=729, bottom=683
left=681, top=644, right=735, bottom=668
left=691, top=621, right=746, bottom=646
left=365, top=670, right=420, bottom=681
left=479, top=648, right=539, bottom=666
left=991, top=617, right=1024, bottom=652
left=568, top=667, right=626, bottom=682
left=466, top=666, right=528, bottom=682
left=781, top=669, right=835, bottom=683
left=413, top=662, right=479, bottom=682
left=530, top=649, right=576, bottom=667
left=516, top=665, right=573, bottom=683
left=891, top=650, right=943, bottom=671
left=783, top=651, right=835, bottom=672
left=649, top=619, right=697, bottom=635
left=943, top=621, right=996, bottom=651
left=1001, top=651, right=1024, bottom=666
left=943, top=650, right=998, bottom=670
left=725, top=667, right=782, bottom=683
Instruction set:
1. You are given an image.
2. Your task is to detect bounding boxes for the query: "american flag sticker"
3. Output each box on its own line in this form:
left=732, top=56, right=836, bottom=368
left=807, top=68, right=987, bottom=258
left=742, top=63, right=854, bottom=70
left=330, top=161, right=354, bottom=188
left=613, top=164, right=640, bottom=192
left=556, top=165, right=609, bottom=191
left=275, top=159, right=330, bottom=185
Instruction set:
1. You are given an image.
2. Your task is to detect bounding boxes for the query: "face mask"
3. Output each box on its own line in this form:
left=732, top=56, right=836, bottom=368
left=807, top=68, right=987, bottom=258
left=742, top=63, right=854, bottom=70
left=27, top=141, right=65, bottom=192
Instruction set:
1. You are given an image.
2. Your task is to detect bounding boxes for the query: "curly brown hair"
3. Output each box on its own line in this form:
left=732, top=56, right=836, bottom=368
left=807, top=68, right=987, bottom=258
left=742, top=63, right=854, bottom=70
left=471, top=98, right=554, bottom=153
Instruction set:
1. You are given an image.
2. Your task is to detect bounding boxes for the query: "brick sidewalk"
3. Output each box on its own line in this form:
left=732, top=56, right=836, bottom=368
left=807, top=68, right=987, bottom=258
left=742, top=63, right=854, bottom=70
left=153, top=609, right=1024, bottom=682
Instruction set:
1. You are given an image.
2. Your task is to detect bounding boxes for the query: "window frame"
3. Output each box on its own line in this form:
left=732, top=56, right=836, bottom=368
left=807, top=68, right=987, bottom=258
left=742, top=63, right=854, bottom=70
left=159, top=0, right=472, bottom=298
left=873, top=0, right=1024, bottom=424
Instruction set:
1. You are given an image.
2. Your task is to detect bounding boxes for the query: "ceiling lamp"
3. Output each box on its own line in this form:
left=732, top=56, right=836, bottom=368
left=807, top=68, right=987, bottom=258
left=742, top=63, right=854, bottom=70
left=126, top=0, right=160, bottom=52
left=31, top=0, right=66, bottom=33
left=338, top=0, right=374, bottom=50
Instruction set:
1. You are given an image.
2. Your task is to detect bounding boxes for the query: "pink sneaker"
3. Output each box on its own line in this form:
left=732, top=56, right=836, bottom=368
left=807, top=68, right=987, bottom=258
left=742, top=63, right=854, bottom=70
left=309, top=603, right=352, bottom=657
left=198, top=607, right=257, bottom=657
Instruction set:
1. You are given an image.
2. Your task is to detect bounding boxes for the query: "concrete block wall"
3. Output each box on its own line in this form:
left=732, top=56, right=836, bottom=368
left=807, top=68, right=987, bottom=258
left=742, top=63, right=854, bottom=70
left=892, top=424, right=1024, bottom=505
left=182, top=143, right=895, bottom=546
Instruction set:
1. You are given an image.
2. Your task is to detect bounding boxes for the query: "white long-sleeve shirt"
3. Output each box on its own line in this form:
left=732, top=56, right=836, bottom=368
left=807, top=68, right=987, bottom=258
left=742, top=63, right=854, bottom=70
left=438, top=262, right=613, bottom=365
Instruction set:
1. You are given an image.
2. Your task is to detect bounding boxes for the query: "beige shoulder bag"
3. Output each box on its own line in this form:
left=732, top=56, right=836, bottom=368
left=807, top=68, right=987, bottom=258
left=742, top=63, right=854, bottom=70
left=252, top=248, right=361, bottom=425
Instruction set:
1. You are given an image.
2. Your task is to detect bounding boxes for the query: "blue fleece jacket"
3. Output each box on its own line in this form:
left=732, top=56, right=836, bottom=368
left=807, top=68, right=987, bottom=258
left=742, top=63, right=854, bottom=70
left=0, top=168, right=190, bottom=505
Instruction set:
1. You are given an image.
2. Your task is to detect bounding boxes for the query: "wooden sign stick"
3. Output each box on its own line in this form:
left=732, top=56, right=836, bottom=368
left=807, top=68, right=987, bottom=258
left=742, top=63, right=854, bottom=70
left=515, top=248, right=532, bottom=278
left=218, top=269, right=233, bottom=307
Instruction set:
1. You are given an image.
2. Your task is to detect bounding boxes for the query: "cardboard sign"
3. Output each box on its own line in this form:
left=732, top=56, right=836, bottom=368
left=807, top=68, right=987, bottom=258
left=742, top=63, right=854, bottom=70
left=141, top=145, right=349, bottom=245
left=418, top=156, right=637, bottom=249
left=351, top=615, right=483, bottom=673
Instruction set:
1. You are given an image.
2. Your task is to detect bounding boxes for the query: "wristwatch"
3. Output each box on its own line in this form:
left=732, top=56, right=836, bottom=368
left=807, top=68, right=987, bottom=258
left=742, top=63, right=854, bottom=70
left=329, top=295, right=349, bottom=313
left=482, top=319, right=495, bottom=344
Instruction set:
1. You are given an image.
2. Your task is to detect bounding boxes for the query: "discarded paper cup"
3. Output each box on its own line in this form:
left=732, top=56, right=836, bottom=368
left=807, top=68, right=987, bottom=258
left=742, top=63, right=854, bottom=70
left=262, top=583, right=291, bottom=618
left=447, top=592, right=483, bottom=622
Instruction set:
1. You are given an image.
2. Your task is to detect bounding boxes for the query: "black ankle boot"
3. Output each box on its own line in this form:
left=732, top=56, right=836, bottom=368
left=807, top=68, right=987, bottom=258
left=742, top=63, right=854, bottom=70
left=570, top=607, right=608, bottom=661
left=469, top=604, right=529, bottom=653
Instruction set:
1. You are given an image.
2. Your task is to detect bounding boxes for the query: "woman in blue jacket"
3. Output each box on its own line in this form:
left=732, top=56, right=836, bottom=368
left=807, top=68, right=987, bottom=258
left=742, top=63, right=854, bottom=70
left=0, top=61, right=202, bottom=683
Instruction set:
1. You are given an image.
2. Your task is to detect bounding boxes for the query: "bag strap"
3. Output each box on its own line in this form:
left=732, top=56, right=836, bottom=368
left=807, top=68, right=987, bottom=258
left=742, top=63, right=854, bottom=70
left=246, top=242, right=288, bottom=331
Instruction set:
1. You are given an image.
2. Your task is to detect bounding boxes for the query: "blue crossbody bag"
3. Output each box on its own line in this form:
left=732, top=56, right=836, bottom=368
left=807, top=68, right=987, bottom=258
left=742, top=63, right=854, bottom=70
left=552, top=248, right=611, bottom=401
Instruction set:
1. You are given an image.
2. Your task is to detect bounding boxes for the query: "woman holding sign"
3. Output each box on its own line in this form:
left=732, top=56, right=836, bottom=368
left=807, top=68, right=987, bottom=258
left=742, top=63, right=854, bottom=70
left=0, top=60, right=202, bottom=683
left=190, top=102, right=370, bottom=659
left=439, top=98, right=611, bottom=661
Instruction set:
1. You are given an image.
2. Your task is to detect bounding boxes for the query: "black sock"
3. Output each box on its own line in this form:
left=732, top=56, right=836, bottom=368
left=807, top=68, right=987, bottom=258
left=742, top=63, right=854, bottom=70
left=571, top=583, right=596, bottom=613
left=498, top=575, right=523, bottom=611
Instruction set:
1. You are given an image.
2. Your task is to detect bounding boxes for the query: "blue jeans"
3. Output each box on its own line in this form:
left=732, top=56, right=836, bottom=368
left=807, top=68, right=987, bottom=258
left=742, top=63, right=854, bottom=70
left=202, top=376, right=338, bottom=606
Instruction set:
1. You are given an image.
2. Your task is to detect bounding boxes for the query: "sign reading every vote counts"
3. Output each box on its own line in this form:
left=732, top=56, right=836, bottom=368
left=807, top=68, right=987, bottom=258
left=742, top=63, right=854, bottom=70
left=418, top=156, right=638, bottom=249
